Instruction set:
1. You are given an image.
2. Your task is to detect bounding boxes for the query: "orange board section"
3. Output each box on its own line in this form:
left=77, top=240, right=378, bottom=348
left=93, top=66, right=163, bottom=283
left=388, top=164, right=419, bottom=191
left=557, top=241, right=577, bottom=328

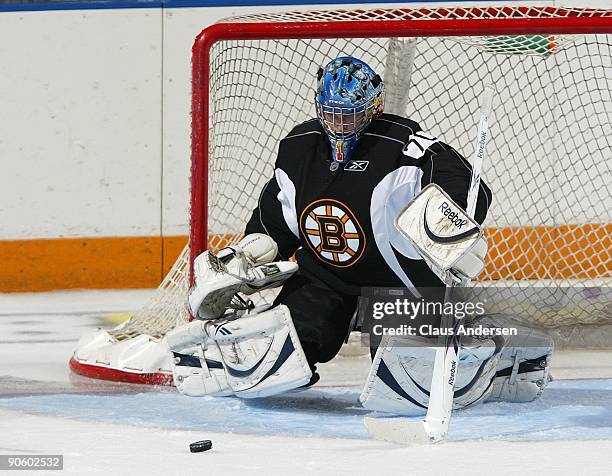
left=0, top=235, right=188, bottom=292
left=0, top=224, right=609, bottom=292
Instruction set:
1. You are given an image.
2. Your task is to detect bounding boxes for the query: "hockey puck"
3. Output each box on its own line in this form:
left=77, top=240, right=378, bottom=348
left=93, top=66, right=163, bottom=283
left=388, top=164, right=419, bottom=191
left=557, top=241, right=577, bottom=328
left=190, top=440, right=213, bottom=453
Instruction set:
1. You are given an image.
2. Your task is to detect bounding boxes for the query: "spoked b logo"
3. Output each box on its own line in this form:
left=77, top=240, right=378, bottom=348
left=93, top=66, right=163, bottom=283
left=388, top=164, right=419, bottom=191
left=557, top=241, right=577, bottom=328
left=299, top=199, right=366, bottom=268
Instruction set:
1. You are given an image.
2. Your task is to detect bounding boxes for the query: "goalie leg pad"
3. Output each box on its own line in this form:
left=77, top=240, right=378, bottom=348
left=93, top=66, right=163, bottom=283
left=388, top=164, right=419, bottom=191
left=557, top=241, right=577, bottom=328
left=209, top=305, right=312, bottom=399
left=360, top=331, right=503, bottom=416
left=486, top=316, right=553, bottom=402
left=165, top=320, right=208, bottom=351
left=172, top=348, right=232, bottom=397
left=165, top=322, right=232, bottom=397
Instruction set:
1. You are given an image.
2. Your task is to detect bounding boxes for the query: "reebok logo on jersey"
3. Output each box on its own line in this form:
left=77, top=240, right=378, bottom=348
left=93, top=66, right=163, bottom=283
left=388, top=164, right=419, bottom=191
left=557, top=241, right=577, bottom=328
left=344, top=160, right=369, bottom=171
left=299, top=199, right=366, bottom=268
left=438, top=202, right=468, bottom=229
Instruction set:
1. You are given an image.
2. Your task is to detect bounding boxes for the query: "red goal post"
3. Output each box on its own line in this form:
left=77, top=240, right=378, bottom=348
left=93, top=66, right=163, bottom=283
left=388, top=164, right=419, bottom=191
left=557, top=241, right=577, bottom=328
left=70, top=6, right=612, bottom=386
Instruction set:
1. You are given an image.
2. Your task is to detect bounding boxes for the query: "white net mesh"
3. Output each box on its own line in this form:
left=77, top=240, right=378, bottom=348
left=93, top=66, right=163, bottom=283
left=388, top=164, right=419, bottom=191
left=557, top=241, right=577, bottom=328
left=110, top=7, right=611, bottom=349
left=109, top=246, right=190, bottom=341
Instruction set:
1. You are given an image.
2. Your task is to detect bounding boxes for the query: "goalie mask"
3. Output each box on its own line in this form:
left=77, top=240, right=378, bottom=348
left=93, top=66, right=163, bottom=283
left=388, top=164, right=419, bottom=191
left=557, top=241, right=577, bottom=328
left=315, top=57, right=384, bottom=163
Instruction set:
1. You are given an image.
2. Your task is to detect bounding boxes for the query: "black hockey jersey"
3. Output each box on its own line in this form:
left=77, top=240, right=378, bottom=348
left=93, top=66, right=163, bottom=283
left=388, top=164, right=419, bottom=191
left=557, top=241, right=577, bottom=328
left=245, top=113, right=492, bottom=295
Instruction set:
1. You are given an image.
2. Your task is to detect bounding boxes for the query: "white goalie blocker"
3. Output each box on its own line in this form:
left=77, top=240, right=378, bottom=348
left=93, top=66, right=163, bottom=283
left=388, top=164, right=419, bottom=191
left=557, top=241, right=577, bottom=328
left=396, top=183, right=488, bottom=287
left=166, top=233, right=312, bottom=398
left=360, top=185, right=552, bottom=416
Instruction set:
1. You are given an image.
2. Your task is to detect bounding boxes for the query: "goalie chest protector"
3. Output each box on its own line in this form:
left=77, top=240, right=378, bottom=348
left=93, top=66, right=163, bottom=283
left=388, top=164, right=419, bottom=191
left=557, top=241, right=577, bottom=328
left=245, top=113, right=492, bottom=295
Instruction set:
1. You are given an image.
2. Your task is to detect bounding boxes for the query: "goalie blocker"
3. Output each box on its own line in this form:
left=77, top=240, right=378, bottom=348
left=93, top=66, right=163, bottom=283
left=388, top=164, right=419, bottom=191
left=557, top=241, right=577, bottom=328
left=395, top=183, right=488, bottom=286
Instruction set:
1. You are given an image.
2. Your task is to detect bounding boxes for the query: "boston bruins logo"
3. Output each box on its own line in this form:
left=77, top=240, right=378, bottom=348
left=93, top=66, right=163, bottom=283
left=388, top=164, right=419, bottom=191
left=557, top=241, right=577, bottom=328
left=299, top=199, right=366, bottom=268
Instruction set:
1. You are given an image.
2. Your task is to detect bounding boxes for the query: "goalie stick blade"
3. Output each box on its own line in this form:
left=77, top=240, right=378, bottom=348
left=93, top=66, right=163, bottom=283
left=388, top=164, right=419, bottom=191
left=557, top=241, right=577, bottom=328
left=364, top=416, right=432, bottom=445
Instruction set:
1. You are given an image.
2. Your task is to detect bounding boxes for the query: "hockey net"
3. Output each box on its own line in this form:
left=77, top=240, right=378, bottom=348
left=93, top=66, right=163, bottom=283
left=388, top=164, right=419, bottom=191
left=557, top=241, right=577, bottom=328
left=71, top=6, right=612, bottom=384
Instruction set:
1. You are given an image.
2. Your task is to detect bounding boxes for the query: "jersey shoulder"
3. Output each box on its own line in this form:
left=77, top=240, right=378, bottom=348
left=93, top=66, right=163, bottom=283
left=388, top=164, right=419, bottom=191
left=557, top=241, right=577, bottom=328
left=282, top=118, right=323, bottom=141
left=365, top=113, right=422, bottom=144
left=275, top=119, right=324, bottom=173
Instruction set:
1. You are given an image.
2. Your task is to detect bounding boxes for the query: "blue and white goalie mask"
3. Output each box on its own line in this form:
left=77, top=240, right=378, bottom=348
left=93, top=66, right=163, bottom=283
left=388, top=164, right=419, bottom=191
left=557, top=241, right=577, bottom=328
left=315, top=57, right=384, bottom=163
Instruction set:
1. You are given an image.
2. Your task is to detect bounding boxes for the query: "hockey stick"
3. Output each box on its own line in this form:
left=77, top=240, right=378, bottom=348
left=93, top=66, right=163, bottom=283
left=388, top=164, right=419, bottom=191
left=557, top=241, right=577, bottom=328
left=421, top=84, right=495, bottom=443
left=365, top=84, right=495, bottom=445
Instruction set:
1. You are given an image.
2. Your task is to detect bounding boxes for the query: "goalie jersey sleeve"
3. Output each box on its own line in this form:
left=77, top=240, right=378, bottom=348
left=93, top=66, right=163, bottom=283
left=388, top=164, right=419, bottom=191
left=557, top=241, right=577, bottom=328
left=244, top=170, right=301, bottom=261
left=417, top=142, right=491, bottom=225
left=244, top=115, right=492, bottom=293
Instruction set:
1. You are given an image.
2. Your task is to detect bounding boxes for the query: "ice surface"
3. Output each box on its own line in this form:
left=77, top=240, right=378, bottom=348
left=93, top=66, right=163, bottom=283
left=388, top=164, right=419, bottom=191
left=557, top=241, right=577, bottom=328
left=1, top=289, right=611, bottom=475
left=1, top=380, right=612, bottom=442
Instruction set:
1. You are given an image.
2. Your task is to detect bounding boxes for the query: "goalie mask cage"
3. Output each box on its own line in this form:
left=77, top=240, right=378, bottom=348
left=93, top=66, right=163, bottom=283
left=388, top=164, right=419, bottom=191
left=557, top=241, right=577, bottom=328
left=70, top=6, right=612, bottom=385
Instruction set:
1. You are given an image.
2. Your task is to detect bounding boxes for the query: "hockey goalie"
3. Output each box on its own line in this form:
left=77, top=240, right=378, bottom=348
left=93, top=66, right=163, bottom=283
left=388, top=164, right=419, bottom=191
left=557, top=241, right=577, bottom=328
left=167, top=56, right=553, bottom=411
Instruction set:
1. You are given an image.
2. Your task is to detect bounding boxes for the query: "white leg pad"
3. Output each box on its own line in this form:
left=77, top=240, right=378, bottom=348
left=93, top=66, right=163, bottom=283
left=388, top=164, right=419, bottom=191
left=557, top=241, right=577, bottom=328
left=360, top=333, right=503, bottom=416
left=209, top=305, right=312, bottom=399
left=486, top=317, right=553, bottom=402
left=164, top=320, right=232, bottom=397
left=172, top=346, right=232, bottom=397
left=165, top=322, right=232, bottom=397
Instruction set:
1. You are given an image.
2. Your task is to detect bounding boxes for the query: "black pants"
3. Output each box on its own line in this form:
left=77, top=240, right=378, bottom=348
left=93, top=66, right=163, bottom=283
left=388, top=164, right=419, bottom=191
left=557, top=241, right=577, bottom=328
left=273, top=271, right=358, bottom=368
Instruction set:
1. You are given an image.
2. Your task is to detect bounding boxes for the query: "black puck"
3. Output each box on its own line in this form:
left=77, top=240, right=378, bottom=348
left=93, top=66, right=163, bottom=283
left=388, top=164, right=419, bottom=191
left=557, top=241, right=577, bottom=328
left=190, top=440, right=212, bottom=453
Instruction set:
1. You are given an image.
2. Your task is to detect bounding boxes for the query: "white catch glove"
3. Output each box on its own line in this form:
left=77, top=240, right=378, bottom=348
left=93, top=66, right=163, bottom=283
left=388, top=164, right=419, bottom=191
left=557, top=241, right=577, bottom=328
left=188, top=233, right=298, bottom=320
left=232, top=232, right=279, bottom=265
left=396, top=184, right=488, bottom=286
